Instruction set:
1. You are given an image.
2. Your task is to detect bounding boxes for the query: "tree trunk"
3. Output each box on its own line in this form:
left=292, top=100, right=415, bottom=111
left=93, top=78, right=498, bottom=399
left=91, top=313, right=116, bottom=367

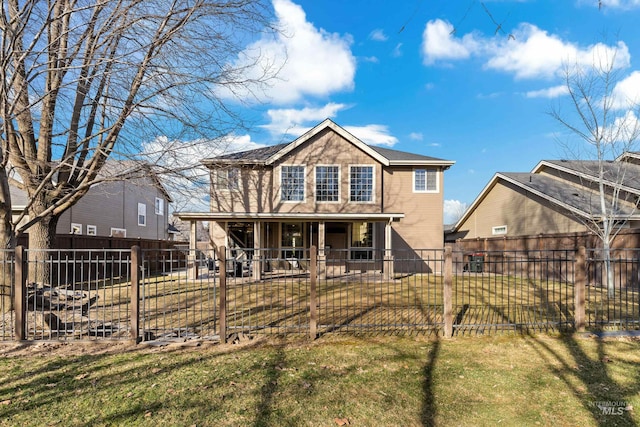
left=27, top=214, right=59, bottom=286
left=0, top=212, right=15, bottom=314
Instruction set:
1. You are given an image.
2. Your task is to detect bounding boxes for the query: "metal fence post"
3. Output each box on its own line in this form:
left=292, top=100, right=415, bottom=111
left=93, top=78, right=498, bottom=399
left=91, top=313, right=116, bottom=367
left=575, top=246, right=586, bottom=332
left=130, top=245, right=141, bottom=343
left=14, top=246, right=26, bottom=341
left=309, top=245, right=317, bottom=340
left=444, top=246, right=453, bottom=338
left=219, top=246, right=227, bottom=344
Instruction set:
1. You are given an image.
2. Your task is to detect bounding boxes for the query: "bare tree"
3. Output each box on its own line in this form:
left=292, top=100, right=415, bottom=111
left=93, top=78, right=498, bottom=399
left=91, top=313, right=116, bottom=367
left=0, top=0, right=279, bottom=297
left=550, top=49, right=640, bottom=297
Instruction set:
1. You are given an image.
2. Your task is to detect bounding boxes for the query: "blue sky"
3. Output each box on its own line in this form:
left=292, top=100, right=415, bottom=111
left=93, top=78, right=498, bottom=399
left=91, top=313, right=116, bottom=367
left=180, top=0, right=640, bottom=221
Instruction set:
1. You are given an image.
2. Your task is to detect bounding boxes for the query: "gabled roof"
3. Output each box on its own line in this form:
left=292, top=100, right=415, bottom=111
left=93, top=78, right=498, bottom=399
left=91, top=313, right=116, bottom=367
left=533, top=159, right=640, bottom=193
left=203, top=119, right=454, bottom=168
left=453, top=156, right=640, bottom=232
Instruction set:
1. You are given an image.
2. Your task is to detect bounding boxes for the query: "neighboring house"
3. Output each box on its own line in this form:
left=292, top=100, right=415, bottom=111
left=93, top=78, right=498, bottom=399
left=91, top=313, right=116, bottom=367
left=178, top=119, right=454, bottom=276
left=12, top=161, right=173, bottom=240
left=450, top=152, right=640, bottom=241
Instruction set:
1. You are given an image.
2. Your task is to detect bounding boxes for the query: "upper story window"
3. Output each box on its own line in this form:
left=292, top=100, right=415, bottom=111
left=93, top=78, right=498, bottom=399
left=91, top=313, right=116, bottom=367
left=350, top=165, right=374, bottom=202
left=316, top=165, right=339, bottom=202
left=155, top=197, right=164, bottom=215
left=216, top=167, right=239, bottom=190
left=281, top=165, right=305, bottom=202
left=138, top=203, right=147, bottom=226
left=414, top=168, right=438, bottom=193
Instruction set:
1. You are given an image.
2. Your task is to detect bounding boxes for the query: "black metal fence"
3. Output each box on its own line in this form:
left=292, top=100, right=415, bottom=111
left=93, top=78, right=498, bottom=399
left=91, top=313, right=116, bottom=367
left=1, top=246, right=639, bottom=342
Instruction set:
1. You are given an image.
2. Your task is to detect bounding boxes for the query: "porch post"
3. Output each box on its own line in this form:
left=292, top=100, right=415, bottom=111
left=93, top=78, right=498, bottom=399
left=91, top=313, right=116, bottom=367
left=187, top=220, right=198, bottom=280
left=318, top=221, right=326, bottom=279
left=253, top=221, right=262, bottom=280
left=383, top=219, right=395, bottom=280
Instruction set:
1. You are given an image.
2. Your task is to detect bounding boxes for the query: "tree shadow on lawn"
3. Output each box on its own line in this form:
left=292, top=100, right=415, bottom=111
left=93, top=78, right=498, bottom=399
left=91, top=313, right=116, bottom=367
left=421, top=337, right=440, bottom=427
left=527, top=333, right=639, bottom=426
left=0, top=339, right=267, bottom=425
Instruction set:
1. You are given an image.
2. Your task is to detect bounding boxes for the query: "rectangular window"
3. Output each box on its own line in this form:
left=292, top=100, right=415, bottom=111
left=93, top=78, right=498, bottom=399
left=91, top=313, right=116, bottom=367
left=350, top=166, right=374, bottom=202
left=71, top=223, right=82, bottom=235
left=316, top=166, right=339, bottom=202
left=87, top=225, right=97, bottom=236
left=155, top=197, right=164, bottom=215
left=414, top=169, right=438, bottom=192
left=138, top=203, right=147, bottom=226
left=110, top=228, right=126, bottom=238
left=281, top=222, right=303, bottom=260
left=216, top=168, right=239, bottom=190
left=351, top=221, right=373, bottom=260
left=281, top=165, right=305, bottom=202
left=492, top=225, right=508, bottom=235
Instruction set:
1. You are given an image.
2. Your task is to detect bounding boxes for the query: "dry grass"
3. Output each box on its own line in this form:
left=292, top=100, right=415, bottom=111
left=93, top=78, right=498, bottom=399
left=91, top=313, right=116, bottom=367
left=0, top=334, right=638, bottom=426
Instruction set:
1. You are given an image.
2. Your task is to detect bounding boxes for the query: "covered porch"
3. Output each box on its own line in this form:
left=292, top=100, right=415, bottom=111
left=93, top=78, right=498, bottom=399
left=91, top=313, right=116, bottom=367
left=177, top=212, right=404, bottom=280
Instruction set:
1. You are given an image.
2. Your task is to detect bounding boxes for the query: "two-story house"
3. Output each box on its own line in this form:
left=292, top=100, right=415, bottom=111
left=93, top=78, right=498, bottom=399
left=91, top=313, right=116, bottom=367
left=178, top=119, right=454, bottom=278
left=12, top=161, right=173, bottom=241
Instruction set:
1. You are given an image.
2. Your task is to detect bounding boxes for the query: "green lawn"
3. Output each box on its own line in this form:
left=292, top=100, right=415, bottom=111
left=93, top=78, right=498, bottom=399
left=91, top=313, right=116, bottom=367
left=0, top=334, right=638, bottom=426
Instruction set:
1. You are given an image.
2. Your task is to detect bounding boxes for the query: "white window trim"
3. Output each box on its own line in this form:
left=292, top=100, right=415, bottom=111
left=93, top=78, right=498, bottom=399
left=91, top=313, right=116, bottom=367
left=155, top=197, right=164, bottom=215
left=110, top=227, right=127, bottom=237
left=413, top=168, right=439, bottom=193
left=138, top=203, right=147, bottom=226
left=348, top=164, right=376, bottom=203
left=492, top=225, right=508, bottom=235
left=87, top=225, right=97, bottom=236
left=314, top=164, right=341, bottom=203
left=71, top=223, right=82, bottom=235
left=216, top=168, right=239, bottom=191
left=279, top=165, right=306, bottom=203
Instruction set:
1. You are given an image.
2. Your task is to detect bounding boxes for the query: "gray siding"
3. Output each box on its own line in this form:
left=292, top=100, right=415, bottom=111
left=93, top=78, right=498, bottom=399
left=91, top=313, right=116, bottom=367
left=57, top=177, right=170, bottom=239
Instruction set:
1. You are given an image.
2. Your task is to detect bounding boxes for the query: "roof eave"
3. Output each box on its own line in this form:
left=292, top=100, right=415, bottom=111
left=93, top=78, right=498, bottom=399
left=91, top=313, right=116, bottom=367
left=388, top=160, right=456, bottom=168
left=265, top=119, right=391, bottom=167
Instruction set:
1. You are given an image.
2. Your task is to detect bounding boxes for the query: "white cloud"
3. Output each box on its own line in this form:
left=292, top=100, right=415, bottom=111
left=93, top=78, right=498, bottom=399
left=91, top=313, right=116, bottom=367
left=369, top=29, right=388, bottom=42
left=261, top=103, right=347, bottom=135
left=611, top=71, right=640, bottom=110
left=260, top=104, right=397, bottom=146
left=392, top=43, right=403, bottom=57
left=422, top=19, right=479, bottom=65
left=142, top=135, right=264, bottom=212
left=525, top=85, right=569, bottom=99
left=444, top=200, right=468, bottom=225
left=409, top=132, right=423, bottom=141
left=602, top=110, right=640, bottom=143
left=344, top=125, right=398, bottom=147
left=422, top=20, right=630, bottom=82
left=219, top=0, right=356, bottom=104
left=486, top=26, right=630, bottom=79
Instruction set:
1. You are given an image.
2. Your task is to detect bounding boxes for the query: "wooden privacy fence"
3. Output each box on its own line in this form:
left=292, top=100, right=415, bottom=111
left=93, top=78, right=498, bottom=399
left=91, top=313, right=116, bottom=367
left=2, top=245, right=639, bottom=342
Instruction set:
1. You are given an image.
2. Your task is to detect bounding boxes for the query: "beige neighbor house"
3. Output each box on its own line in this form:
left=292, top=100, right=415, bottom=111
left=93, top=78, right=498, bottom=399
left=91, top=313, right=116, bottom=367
left=450, top=152, right=640, bottom=242
left=12, top=161, right=174, bottom=241
left=178, top=119, right=455, bottom=278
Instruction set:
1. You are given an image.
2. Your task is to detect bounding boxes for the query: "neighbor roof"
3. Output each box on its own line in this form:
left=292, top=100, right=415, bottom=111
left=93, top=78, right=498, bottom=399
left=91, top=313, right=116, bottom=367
left=535, top=159, right=640, bottom=192
left=202, top=119, right=454, bottom=168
